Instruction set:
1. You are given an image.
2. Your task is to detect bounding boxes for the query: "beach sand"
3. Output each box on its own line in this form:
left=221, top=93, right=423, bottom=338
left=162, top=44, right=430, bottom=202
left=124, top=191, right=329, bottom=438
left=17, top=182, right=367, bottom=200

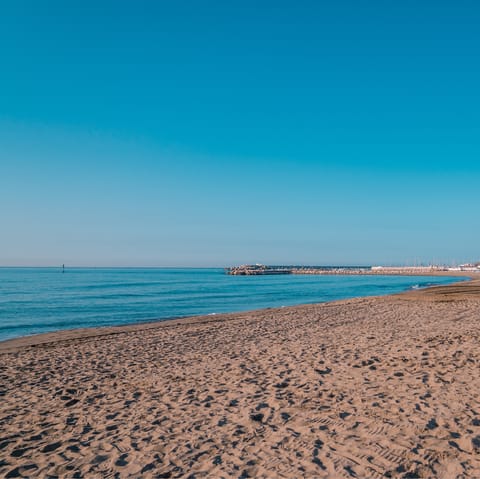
left=1, top=279, right=480, bottom=478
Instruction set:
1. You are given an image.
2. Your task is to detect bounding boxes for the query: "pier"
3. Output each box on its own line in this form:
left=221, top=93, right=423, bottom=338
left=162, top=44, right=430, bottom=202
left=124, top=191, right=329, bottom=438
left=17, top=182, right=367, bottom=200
left=226, top=264, right=480, bottom=276
left=225, top=264, right=292, bottom=275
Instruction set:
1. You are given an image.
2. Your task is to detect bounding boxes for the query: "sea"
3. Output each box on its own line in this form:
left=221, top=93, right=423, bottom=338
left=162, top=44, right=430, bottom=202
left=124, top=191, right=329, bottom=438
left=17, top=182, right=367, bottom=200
left=0, top=267, right=463, bottom=342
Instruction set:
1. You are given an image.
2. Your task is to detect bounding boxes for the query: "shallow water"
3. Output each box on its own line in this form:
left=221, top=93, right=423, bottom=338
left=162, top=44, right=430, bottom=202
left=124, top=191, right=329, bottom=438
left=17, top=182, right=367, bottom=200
left=0, top=267, right=463, bottom=341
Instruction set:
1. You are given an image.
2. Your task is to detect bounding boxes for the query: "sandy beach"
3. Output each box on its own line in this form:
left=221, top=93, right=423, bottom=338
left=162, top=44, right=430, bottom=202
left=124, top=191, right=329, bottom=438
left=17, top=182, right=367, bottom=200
left=1, top=279, right=480, bottom=478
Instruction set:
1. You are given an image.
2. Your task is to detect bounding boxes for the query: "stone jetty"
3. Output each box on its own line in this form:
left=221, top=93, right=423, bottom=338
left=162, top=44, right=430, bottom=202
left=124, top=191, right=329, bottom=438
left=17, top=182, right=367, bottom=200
left=225, top=265, right=475, bottom=276
left=225, top=264, right=292, bottom=275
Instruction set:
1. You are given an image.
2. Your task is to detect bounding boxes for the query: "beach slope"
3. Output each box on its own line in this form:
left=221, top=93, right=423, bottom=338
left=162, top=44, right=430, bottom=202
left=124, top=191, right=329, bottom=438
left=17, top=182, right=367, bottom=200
left=1, top=280, right=480, bottom=478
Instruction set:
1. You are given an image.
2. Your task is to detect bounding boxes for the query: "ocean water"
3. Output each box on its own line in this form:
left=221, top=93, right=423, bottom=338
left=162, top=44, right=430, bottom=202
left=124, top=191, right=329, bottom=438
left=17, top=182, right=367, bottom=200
left=0, top=267, right=463, bottom=342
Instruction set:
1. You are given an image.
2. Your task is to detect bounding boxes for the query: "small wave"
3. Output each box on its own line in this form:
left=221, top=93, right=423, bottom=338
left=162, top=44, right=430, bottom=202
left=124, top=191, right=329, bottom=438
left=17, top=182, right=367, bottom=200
left=410, top=281, right=441, bottom=290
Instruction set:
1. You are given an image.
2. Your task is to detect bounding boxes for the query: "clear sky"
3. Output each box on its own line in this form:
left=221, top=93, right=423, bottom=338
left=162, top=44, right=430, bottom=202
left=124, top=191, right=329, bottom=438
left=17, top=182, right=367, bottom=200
left=1, top=1, right=479, bottom=267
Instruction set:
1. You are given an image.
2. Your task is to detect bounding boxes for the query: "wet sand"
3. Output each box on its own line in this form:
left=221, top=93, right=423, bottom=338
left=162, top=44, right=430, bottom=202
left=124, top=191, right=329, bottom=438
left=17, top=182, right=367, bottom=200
left=1, top=279, right=480, bottom=478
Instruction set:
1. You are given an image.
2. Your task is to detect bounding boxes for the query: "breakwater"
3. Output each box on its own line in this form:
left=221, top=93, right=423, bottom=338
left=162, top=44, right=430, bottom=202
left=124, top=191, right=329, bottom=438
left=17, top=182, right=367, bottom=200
left=225, top=265, right=466, bottom=276
left=226, top=265, right=293, bottom=275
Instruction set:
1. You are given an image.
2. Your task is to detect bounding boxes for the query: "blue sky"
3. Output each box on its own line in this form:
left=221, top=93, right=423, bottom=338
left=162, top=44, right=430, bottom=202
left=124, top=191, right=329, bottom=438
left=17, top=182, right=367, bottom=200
left=1, top=1, right=479, bottom=266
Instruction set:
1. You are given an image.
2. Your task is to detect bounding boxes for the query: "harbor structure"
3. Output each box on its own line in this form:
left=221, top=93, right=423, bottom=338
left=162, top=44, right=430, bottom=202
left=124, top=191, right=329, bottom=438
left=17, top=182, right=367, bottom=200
left=226, top=264, right=480, bottom=276
left=225, top=264, right=292, bottom=275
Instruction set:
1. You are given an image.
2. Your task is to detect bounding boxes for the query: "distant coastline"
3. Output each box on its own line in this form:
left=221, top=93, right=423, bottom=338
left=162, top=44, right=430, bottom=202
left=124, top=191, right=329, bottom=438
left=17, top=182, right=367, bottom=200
left=226, top=263, right=480, bottom=276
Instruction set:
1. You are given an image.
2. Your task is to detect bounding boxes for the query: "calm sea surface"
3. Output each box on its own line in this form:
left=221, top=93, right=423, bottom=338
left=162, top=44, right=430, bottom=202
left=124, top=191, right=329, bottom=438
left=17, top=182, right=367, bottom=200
left=0, top=268, right=463, bottom=342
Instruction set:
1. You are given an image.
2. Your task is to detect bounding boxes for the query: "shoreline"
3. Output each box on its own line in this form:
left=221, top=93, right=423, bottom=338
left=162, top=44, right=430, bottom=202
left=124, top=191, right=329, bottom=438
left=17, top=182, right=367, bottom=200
left=0, top=273, right=472, bottom=354
left=2, top=277, right=480, bottom=478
